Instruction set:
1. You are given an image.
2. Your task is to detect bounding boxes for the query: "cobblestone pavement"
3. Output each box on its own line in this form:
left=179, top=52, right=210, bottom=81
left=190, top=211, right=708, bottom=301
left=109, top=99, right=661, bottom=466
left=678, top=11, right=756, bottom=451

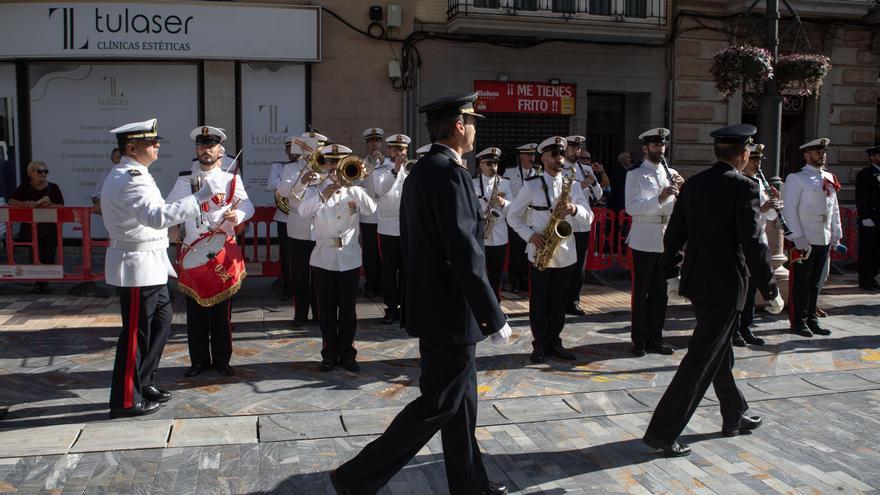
left=0, top=263, right=878, bottom=494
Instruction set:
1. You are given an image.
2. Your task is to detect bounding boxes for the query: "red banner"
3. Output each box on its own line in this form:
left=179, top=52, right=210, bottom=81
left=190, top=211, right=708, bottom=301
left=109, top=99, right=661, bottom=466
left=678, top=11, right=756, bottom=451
left=474, top=80, right=576, bottom=115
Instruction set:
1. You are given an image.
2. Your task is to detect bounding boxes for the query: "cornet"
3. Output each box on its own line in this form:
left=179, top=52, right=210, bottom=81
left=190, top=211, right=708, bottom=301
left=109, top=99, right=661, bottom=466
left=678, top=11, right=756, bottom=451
left=335, top=155, right=373, bottom=187
left=289, top=150, right=330, bottom=204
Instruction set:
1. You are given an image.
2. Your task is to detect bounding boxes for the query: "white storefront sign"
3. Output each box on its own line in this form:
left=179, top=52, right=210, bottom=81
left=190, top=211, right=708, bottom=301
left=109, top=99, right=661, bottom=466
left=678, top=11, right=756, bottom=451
left=240, top=64, right=307, bottom=206
left=29, top=63, right=198, bottom=236
left=0, top=2, right=320, bottom=61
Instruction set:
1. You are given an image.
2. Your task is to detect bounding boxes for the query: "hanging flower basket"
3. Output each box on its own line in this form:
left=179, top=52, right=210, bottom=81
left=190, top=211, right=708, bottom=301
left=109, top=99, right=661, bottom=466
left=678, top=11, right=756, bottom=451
left=774, top=54, right=832, bottom=96
left=710, top=45, right=774, bottom=100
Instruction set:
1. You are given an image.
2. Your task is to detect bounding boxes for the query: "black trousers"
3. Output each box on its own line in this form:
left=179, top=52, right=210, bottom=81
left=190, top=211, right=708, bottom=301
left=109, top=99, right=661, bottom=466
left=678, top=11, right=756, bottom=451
left=380, top=234, right=404, bottom=311
left=314, top=267, right=359, bottom=361
left=507, top=225, right=529, bottom=289
left=334, top=341, right=488, bottom=495
left=360, top=222, right=382, bottom=293
left=287, top=238, right=318, bottom=321
left=484, top=244, right=506, bottom=303
left=738, top=277, right=757, bottom=337
left=630, top=249, right=668, bottom=347
left=645, top=301, right=747, bottom=443
left=566, top=231, right=590, bottom=306
left=858, top=224, right=880, bottom=286
left=529, top=264, right=574, bottom=351
left=276, top=221, right=292, bottom=294
left=789, top=244, right=831, bottom=329
left=109, top=285, right=173, bottom=409
left=184, top=295, right=233, bottom=367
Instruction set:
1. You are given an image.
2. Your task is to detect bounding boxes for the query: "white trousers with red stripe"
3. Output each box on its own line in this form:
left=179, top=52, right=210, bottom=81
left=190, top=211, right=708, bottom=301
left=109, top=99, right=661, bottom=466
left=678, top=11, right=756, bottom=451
left=109, top=285, right=172, bottom=410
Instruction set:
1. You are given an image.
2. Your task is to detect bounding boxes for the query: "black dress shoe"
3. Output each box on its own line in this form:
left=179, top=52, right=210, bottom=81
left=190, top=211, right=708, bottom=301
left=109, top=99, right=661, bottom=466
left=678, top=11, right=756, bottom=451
left=806, top=321, right=831, bottom=336
left=742, top=333, right=765, bottom=346
left=643, top=433, right=691, bottom=457
left=319, top=359, right=336, bottom=372
left=341, top=358, right=360, bottom=372
left=291, top=318, right=307, bottom=328
left=380, top=308, right=399, bottom=324
left=791, top=325, right=813, bottom=337
left=646, top=342, right=674, bottom=355
left=722, top=414, right=762, bottom=437
left=109, top=400, right=161, bottom=419
left=546, top=345, right=576, bottom=360
left=565, top=303, right=586, bottom=316
left=142, top=385, right=172, bottom=403
left=530, top=349, right=545, bottom=363
left=184, top=363, right=210, bottom=377
left=216, top=364, right=235, bottom=376
left=632, top=345, right=647, bottom=357
left=480, top=480, right=508, bottom=495
left=329, top=469, right=352, bottom=495
left=732, top=335, right=747, bottom=347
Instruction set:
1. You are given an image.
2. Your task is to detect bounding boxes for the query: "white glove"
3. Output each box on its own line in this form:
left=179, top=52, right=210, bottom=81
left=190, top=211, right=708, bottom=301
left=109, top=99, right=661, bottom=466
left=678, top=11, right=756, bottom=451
left=194, top=175, right=225, bottom=203
left=792, top=236, right=810, bottom=251
left=489, top=322, right=512, bottom=345
left=666, top=277, right=680, bottom=299
left=863, top=219, right=875, bottom=227
left=766, top=292, right=784, bottom=314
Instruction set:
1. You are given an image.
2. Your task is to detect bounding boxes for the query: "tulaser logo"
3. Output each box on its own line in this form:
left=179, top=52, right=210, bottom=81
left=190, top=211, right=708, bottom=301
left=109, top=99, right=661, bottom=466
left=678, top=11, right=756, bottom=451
left=49, top=7, right=89, bottom=50
left=252, top=105, right=288, bottom=146
left=105, top=76, right=124, bottom=97
left=98, top=76, right=128, bottom=109
left=260, top=105, right=288, bottom=134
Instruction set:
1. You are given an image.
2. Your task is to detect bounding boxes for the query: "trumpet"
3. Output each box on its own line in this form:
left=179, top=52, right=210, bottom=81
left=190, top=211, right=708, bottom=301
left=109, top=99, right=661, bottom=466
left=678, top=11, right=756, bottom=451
left=335, top=155, right=372, bottom=187
left=288, top=150, right=330, bottom=204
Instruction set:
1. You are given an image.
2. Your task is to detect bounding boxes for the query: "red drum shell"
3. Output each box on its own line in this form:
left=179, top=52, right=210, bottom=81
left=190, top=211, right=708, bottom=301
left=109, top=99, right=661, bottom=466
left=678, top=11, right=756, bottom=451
left=177, top=232, right=246, bottom=307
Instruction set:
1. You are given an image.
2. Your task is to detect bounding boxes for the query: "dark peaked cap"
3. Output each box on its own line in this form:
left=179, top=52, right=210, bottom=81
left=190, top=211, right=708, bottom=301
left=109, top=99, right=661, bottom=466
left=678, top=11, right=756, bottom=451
left=419, top=93, right=485, bottom=123
left=710, top=124, right=757, bottom=144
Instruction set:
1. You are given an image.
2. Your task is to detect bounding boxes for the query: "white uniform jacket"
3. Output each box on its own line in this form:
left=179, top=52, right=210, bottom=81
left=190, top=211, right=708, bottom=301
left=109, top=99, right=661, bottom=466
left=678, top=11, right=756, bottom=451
left=567, top=162, right=603, bottom=233
left=166, top=164, right=254, bottom=245
left=782, top=164, right=843, bottom=246
left=276, top=160, right=316, bottom=241
left=473, top=174, right=512, bottom=247
left=506, top=173, right=590, bottom=269
left=624, top=159, right=678, bottom=253
left=267, top=161, right=291, bottom=223
left=502, top=164, right=539, bottom=201
left=374, top=165, right=408, bottom=237
left=298, top=185, right=377, bottom=272
left=360, top=159, right=390, bottom=224
left=100, top=156, right=200, bottom=287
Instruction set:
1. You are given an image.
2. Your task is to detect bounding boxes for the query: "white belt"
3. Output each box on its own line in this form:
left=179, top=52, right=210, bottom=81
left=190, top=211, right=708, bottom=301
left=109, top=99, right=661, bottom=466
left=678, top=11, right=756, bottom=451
left=315, top=235, right=355, bottom=247
left=631, top=215, right=669, bottom=224
left=110, top=238, right=169, bottom=252
left=379, top=210, right=400, bottom=218
left=805, top=214, right=828, bottom=222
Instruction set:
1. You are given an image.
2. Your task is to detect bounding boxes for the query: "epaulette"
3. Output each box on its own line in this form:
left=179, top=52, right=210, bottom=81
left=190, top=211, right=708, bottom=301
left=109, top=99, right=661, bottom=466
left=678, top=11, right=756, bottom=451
left=127, top=169, right=142, bottom=176
left=525, top=175, right=541, bottom=181
left=627, top=162, right=642, bottom=173
left=178, top=171, right=192, bottom=177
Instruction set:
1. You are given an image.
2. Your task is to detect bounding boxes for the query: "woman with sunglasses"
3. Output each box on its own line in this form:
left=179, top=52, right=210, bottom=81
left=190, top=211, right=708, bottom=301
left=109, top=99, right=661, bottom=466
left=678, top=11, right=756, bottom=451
left=9, top=160, right=64, bottom=293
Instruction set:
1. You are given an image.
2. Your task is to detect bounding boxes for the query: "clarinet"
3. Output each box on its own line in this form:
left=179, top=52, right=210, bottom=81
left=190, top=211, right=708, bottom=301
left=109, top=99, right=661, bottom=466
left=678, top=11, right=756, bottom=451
left=659, top=156, right=675, bottom=184
left=755, top=167, right=792, bottom=236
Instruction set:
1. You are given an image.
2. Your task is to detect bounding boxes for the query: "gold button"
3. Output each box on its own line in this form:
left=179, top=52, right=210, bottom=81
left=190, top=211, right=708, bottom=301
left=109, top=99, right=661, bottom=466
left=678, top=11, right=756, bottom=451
left=481, top=323, right=487, bottom=327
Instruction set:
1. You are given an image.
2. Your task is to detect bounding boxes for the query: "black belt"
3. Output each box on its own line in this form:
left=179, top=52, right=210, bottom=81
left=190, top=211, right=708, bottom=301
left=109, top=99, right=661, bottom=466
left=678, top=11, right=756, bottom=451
left=528, top=205, right=550, bottom=211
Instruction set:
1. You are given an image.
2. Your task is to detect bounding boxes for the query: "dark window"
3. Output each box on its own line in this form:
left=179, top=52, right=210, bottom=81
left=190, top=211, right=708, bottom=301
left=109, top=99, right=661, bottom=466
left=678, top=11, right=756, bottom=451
left=625, top=0, right=647, bottom=17
left=589, top=0, right=612, bottom=15
left=474, top=0, right=501, bottom=7
left=586, top=94, right=625, bottom=168
left=552, top=0, right=577, bottom=14
left=473, top=112, right=572, bottom=172
left=513, top=0, right=538, bottom=10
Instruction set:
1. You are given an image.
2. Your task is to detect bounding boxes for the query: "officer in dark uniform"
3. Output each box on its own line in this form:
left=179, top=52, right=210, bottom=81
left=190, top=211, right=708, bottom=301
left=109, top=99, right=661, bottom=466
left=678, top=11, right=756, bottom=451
left=856, top=145, right=880, bottom=290
left=642, top=124, right=783, bottom=457
left=330, top=94, right=511, bottom=495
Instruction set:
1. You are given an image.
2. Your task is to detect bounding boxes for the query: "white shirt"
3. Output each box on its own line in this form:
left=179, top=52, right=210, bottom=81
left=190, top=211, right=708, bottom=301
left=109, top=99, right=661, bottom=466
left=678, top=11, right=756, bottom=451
left=624, top=159, right=678, bottom=253
left=276, top=160, right=316, bottom=241
left=166, top=164, right=255, bottom=245
left=782, top=164, right=843, bottom=246
left=267, top=161, right=289, bottom=222
left=100, top=156, right=200, bottom=287
left=473, top=174, right=512, bottom=246
left=567, top=162, right=603, bottom=233
left=298, top=185, right=377, bottom=272
left=506, top=172, right=590, bottom=268
left=359, top=159, right=390, bottom=224
left=374, top=166, right=409, bottom=236
left=502, top=164, right=539, bottom=199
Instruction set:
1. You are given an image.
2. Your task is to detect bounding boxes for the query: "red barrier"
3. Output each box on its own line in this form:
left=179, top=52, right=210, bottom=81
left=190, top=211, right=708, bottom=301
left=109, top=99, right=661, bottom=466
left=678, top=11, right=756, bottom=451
left=833, top=206, right=858, bottom=262
left=586, top=207, right=615, bottom=271
left=0, top=206, right=104, bottom=282
left=616, top=212, right=633, bottom=271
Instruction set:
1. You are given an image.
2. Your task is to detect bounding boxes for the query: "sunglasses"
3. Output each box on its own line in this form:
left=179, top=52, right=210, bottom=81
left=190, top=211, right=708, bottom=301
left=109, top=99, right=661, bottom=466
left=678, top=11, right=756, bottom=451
left=35, top=169, right=49, bottom=174
left=548, top=150, right=563, bottom=157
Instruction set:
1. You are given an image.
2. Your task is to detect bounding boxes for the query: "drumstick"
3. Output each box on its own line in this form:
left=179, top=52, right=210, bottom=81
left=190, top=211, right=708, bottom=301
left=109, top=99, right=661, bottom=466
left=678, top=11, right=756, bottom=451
left=211, top=198, right=243, bottom=233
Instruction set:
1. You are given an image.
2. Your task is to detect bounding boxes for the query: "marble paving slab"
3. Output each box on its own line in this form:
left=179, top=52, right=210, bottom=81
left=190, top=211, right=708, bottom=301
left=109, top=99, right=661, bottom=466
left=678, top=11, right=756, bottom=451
left=168, top=416, right=257, bottom=448
left=69, top=419, right=173, bottom=453
left=259, top=411, right=346, bottom=442
left=0, top=423, right=84, bottom=457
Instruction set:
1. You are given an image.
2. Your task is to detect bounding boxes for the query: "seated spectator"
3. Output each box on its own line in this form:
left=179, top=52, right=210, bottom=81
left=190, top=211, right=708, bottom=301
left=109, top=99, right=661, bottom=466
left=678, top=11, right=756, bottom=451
left=9, top=161, right=64, bottom=293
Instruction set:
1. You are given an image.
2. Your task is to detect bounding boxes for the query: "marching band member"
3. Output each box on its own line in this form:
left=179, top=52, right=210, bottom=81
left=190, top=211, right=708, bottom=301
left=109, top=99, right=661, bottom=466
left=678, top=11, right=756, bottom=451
left=625, top=128, right=681, bottom=357
left=564, top=135, right=603, bottom=316
left=266, top=136, right=299, bottom=299
left=508, top=136, right=591, bottom=364
left=783, top=138, right=842, bottom=337
left=167, top=126, right=254, bottom=378
left=276, top=137, right=322, bottom=327
left=102, top=118, right=225, bottom=417
left=360, top=128, right=385, bottom=298
left=856, top=145, right=880, bottom=290
left=298, top=145, right=377, bottom=372
left=473, top=147, right=512, bottom=303
left=374, top=133, right=411, bottom=324
left=502, top=142, right=539, bottom=293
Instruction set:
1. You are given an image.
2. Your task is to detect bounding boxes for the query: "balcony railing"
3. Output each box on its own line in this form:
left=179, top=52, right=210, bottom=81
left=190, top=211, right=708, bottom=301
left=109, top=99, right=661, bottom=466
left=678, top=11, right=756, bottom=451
left=447, top=0, right=667, bottom=27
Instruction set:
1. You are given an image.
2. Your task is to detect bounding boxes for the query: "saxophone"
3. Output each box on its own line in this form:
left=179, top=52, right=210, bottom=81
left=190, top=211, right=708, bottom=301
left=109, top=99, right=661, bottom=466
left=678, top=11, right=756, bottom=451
left=483, top=176, right=502, bottom=240
left=533, top=174, right=574, bottom=271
